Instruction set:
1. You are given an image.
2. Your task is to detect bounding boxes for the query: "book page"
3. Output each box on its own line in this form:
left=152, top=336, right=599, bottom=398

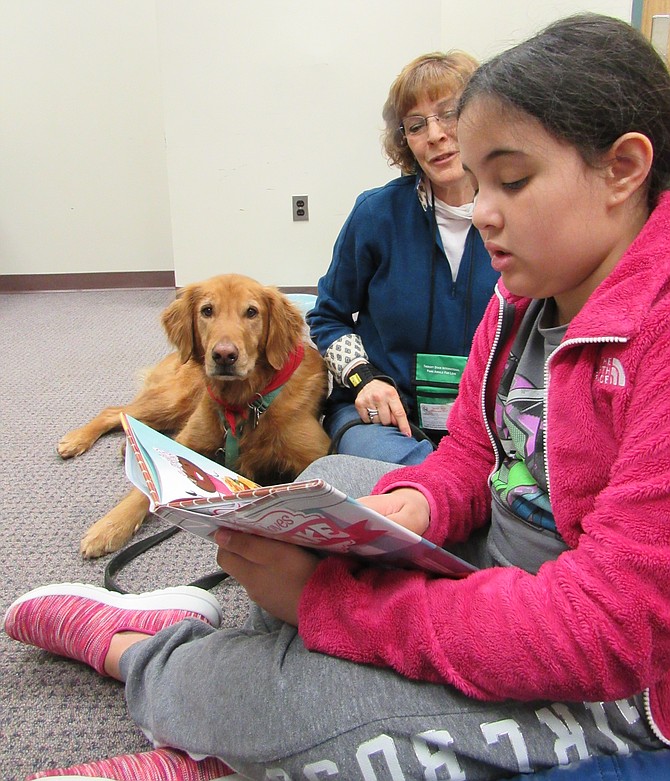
left=121, top=415, right=258, bottom=509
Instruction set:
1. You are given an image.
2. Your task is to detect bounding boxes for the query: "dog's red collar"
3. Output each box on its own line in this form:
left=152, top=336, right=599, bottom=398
left=206, top=343, right=305, bottom=435
left=257, top=342, right=305, bottom=396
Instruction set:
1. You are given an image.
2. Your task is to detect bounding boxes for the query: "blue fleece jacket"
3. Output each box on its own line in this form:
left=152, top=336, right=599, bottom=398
left=308, top=174, right=499, bottom=415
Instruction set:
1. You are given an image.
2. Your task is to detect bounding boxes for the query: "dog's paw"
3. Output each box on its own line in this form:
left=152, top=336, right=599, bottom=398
left=57, top=429, right=95, bottom=459
left=79, top=517, right=140, bottom=559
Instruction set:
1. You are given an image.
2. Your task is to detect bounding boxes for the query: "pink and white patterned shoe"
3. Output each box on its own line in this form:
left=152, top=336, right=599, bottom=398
left=25, top=746, right=240, bottom=780
left=4, top=582, right=222, bottom=675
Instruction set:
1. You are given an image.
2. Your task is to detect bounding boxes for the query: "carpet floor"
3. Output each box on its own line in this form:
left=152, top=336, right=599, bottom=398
left=0, top=288, right=250, bottom=780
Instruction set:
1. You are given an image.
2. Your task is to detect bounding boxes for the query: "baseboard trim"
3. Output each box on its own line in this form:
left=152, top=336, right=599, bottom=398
left=0, top=272, right=317, bottom=295
left=0, top=271, right=176, bottom=293
left=277, top=285, right=318, bottom=294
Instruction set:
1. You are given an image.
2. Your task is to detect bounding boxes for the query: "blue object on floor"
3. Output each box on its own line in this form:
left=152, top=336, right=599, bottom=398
left=508, top=748, right=670, bottom=779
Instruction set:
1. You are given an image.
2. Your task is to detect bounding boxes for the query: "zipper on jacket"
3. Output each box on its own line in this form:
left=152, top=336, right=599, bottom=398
left=542, top=334, right=627, bottom=506
left=482, top=295, right=629, bottom=495
left=427, top=186, right=476, bottom=353
left=481, top=287, right=512, bottom=472
left=643, top=687, right=670, bottom=746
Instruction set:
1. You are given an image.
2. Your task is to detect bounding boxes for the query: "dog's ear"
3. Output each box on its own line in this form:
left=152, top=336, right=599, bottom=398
left=161, top=286, right=203, bottom=364
left=263, top=287, right=305, bottom=370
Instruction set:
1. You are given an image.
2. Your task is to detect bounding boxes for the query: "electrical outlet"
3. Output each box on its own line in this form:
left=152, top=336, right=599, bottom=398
left=292, top=195, right=309, bottom=221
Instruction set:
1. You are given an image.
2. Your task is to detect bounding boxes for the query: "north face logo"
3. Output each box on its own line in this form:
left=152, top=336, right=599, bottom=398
left=595, top=357, right=626, bottom=387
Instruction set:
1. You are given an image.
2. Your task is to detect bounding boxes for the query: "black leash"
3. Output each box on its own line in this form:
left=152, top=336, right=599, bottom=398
left=104, top=526, right=229, bottom=594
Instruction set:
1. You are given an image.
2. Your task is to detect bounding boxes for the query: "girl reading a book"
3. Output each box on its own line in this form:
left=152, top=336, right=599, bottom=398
left=7, top=14, right=670, bottom=781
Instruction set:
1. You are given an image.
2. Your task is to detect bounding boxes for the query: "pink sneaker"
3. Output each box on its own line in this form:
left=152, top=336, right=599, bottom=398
left=4, top=583, right=222, bottom=675
left=25, top=746, right=239, bottom=780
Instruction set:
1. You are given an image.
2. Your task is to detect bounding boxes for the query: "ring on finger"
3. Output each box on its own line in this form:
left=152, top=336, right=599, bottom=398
left=366, top=407, right=379, bottom=422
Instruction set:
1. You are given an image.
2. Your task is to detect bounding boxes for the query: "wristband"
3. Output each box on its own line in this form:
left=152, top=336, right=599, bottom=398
left=344, top=362, right=397, bottom=395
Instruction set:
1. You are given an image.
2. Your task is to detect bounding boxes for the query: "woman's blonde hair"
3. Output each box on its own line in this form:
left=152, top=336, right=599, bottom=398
left=382, top=50, right=479, bottom=174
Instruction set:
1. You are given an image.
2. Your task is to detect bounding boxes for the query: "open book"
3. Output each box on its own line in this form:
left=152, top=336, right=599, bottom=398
left=121, top=414, right=476, bottom=577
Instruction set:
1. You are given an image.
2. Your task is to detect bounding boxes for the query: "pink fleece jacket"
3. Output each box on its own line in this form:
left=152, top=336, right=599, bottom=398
left=298, top=192, right=670, bottom=743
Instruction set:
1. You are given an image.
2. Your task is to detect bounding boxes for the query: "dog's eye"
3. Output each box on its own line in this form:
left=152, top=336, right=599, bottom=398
left=246, top=306, right=259, bottom=319
left=200, top=305, right=214, bottom=318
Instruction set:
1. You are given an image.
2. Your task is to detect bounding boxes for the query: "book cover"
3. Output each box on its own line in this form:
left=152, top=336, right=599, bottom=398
left=121, top=414, right=476, bottom=578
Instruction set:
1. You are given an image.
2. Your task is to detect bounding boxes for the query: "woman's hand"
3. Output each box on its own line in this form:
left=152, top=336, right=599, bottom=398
left=215, top=530, right=320, bottom=626
left=355, top=379, right=412, bottom=436
left=357, top=488, right=430, bottom=536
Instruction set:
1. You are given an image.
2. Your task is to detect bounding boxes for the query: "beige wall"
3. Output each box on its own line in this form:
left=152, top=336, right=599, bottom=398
left=1, top=0, right=633, bottom=287
left=443, top=0, right=633, bottom=58
left=0, top=1, right=174, bottom=278
left=156, top=0, right=441, bottom=286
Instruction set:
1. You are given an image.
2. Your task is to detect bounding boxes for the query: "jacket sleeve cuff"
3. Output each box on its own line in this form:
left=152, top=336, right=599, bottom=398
left=324, top=334, right=367, bottom=386
left=344, top=362, right=398, bottom=395
left=370, top=478, right=443, bottom=545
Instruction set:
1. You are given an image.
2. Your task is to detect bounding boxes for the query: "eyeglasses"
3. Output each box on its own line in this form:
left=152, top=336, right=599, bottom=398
left=399, top=109, right=458, bottom=137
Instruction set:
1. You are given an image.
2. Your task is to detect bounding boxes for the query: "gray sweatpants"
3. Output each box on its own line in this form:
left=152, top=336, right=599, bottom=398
left=119, top=456, right=661, bottom=780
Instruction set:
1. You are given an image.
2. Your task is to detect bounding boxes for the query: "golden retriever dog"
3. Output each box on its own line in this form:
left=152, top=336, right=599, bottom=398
left=57, top=273, right=331, bottom=558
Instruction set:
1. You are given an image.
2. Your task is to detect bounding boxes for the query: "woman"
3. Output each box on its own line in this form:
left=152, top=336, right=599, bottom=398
left=308, top=51, right=499, bottom=464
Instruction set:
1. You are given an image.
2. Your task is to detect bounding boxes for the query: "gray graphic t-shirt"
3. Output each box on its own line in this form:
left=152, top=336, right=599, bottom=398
left=488, top=299, right=569, bottom=573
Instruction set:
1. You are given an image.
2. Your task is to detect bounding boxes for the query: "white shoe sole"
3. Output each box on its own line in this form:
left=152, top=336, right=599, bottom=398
left=6, top=582, right=223, bottom=628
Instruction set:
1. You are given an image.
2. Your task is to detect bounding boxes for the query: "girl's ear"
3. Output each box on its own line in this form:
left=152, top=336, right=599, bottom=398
left=605, top=132, right=654, bottom=205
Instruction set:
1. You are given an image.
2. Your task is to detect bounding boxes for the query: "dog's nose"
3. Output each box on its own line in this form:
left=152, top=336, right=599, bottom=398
left=212, top=343, right=239, bottom=366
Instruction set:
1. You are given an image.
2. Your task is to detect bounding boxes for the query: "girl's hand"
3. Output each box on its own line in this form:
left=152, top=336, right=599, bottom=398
left=354, top=380, right=412, bottom=436
left=214, top=530, right=320, bottom=626
left=357, top=489, right=430, bottom=536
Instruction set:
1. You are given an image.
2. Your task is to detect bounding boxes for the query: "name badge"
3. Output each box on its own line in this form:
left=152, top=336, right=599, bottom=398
left=413, top=353, right=467, bottom=432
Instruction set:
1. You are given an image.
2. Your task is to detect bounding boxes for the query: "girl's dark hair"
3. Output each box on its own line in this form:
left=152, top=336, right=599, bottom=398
left=458, top=13, right=670, bottom=209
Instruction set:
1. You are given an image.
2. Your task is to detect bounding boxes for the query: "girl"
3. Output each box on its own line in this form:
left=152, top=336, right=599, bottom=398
left=7, top=13, right=670, bottom=781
